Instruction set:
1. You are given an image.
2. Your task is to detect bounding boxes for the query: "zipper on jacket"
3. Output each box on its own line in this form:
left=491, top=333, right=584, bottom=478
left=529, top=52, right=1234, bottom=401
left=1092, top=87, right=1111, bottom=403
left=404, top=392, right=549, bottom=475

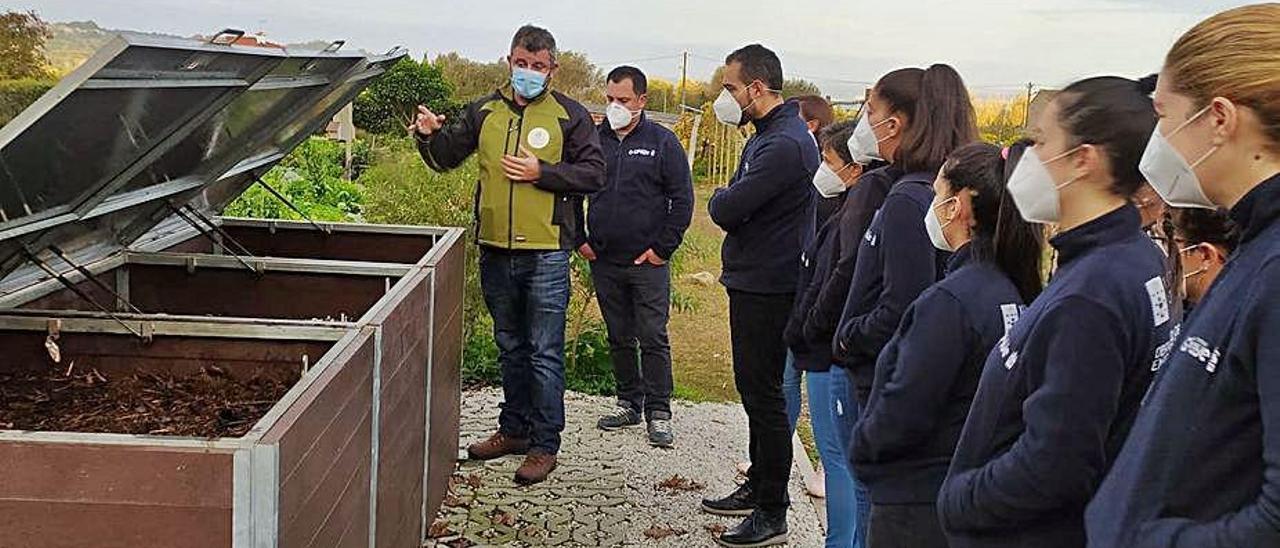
left=510, top=108, right=528, bottom=248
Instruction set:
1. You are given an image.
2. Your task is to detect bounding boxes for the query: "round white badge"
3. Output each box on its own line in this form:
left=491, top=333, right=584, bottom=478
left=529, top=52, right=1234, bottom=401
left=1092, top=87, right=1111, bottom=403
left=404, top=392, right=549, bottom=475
left=527, top=127, right=551, bottom=150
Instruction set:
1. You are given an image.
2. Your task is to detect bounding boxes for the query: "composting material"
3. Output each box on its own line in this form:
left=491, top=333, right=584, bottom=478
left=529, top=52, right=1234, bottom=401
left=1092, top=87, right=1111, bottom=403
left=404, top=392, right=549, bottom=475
left=0, top=365, right=298, bottom=438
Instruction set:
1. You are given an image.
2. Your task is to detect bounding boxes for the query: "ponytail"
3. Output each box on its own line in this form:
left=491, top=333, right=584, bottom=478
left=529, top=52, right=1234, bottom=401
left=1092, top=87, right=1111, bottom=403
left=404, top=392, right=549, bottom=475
left=876, top=64, right=980, bottom=173
left=943, top=141, right=1044, bottom=302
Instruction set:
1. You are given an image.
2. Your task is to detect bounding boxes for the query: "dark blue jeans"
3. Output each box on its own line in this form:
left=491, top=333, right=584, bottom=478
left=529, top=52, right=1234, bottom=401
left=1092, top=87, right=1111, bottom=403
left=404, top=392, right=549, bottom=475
left=479, top=247, right=571, bottom=454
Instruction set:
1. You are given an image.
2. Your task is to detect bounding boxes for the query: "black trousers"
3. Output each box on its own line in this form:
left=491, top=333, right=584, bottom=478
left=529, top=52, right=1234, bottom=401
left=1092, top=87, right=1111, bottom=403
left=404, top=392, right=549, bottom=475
left=868, top=503, right=949, bottom=548
left=592, top=261, right=673, bottom=418
left=728, top=289, right=795, bottom=512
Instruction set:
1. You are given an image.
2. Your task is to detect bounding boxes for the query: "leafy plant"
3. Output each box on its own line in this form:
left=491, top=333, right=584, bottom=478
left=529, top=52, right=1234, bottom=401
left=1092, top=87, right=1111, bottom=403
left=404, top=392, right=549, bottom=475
left=0, top=78, right=53, bottom=126
left=0, top=11, right=51, bottom=80
left=354, top=57, right=456, bottom=134
left=223, top=137, right=365, bottom=222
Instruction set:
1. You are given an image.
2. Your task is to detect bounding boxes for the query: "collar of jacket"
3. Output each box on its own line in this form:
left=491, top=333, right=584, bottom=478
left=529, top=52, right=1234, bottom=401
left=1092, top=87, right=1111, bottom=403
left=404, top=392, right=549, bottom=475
left=1050, top=203, right=1141, bottom=266
left=750, top=100, right=799, bottom=133
left=1228, top=172, right=1280, bottom=244
left=946, top=242, right=974, bottom=274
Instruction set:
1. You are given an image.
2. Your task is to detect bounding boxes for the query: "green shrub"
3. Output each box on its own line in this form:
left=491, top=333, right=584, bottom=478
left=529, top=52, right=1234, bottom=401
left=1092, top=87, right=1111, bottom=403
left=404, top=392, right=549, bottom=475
left=224, top=137, right=364, bottom=222
left=0, top=78, right=53, bottom=127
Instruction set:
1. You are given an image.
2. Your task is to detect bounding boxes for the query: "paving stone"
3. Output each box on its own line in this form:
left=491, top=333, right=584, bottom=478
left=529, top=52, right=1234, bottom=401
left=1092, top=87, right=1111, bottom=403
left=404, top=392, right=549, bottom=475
left=424, top=389, right=824, bottom=547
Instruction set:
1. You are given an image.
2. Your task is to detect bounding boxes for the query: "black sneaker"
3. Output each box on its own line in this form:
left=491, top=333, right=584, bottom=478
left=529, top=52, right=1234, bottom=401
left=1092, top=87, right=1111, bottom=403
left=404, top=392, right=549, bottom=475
left=647, top=411, right=674, bottom=448
left=701, top=483, right=756, bottom=516
left=716, top=509, right=788, bottom=547
left=597, top=405, right=642, bottom=430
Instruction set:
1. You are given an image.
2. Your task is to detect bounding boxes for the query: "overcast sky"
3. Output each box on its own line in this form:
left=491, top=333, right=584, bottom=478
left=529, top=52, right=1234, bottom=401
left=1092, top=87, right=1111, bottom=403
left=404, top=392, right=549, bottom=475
left=13, top=0, right=1255, bottom=99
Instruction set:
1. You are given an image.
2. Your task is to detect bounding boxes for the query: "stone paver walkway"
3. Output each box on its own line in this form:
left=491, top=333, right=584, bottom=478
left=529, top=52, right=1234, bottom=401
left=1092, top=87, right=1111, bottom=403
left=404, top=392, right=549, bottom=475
left=424, top=389, right=823, bottom=547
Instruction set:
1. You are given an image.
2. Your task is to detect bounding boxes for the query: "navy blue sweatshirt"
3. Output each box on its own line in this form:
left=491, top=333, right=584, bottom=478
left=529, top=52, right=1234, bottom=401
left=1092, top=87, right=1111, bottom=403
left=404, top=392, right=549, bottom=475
left=1085, top=173, right=1280, bottom=548
left=800, top=165, right=897, bottom=353
left=786, top=165, right=897, bottom=372
left=833, top=172, right=949, bottom=401
left=587, top=114, right=694, bottom=264
left=709, top=101, right=819, bottom=294
left=938, top=204, right=1172, bottom=548
left=852, top=245, right=1026, bottom=504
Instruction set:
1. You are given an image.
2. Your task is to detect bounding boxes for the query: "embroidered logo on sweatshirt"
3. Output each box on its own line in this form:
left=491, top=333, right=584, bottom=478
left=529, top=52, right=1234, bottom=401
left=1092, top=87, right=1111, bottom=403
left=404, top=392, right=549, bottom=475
left=1152, top=323, right=1181, bottom=372
left=1145, top=276, right=1170, bottom=326
left=627, top=148, right=657, bottom=157
left=1178, top=335, right=1221, bottom=373
left=1000, top=303, right=1023, bottom=334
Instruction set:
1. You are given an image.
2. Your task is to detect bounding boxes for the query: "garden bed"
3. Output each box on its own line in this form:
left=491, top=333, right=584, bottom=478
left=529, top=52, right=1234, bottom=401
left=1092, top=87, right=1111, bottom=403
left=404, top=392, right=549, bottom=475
left=0, top=364, right=298, bottom=437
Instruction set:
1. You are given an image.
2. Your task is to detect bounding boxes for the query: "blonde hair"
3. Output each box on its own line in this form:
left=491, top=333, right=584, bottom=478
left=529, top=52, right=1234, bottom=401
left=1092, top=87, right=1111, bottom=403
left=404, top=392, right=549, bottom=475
left=1166, top=3, right=1280, bottom=150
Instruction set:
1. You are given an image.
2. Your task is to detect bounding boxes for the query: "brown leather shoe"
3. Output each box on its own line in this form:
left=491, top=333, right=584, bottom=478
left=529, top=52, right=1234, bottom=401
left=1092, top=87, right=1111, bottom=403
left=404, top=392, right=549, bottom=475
left=466, top=432, right=529, bottom=461
left=514, top=452, right=557, bottom=485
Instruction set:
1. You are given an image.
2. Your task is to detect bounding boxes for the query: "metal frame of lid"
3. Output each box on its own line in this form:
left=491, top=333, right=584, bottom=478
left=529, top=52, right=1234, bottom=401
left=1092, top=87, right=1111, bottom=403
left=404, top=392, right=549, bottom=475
left=0, top=33, right=285, bottom=241
left=0, top=32, right=407, bottom=287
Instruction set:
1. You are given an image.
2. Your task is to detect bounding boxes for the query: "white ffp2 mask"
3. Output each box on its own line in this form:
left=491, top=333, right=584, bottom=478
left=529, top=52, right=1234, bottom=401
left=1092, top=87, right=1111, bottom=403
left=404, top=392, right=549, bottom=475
left=926, top=196, right=959, bottom=252
left=606, top=101, right=637, bottom=131
left=1006, top=146, right=1080, bottom=224
left=812, top=162, right=851, bottom=198
left=1139, top=105, right=1217, bottom=209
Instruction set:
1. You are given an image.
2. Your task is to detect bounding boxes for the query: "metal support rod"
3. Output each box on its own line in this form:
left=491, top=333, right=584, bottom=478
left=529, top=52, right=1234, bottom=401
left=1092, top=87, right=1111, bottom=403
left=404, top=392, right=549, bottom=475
left=46, top=245, right=144, bottom=314
left=21, top=248, right=144, bottom=338
left=181, top=204, right=259, bottom=258
left=166, top=204, right=260, bottom=275
left=253, top=177, right=333, bottom=235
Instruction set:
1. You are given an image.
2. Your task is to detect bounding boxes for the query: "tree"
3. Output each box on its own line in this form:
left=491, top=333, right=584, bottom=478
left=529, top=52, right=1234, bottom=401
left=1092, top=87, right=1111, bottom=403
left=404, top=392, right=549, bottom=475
left=551, top=50, right=604, bottom=104
left=974, top=95, right=1029, bottom=146
left=433, top=51, right=507, bottom=102
left=0, top=10, right=52, bottom=79
left=354, top=57, right=455, bottom=134
left=782, top=78, right=822, bottom=99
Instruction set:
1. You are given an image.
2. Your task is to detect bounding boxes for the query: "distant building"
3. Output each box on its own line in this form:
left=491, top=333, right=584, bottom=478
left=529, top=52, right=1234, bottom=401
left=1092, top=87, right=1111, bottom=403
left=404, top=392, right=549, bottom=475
left=230, top=33, right=286, bottom=50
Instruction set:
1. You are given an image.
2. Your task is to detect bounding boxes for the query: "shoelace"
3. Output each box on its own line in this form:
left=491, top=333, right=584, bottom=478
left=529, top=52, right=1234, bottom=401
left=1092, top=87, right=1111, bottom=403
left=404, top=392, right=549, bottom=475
left=607, top=407, right=635, bottom=421
left=649, top=419, right=672, bottom=434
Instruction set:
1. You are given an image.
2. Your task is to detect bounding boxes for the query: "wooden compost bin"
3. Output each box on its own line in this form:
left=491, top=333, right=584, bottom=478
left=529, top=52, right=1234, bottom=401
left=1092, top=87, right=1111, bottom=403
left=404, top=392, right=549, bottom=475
left=0, top=221, right=465, bottom=548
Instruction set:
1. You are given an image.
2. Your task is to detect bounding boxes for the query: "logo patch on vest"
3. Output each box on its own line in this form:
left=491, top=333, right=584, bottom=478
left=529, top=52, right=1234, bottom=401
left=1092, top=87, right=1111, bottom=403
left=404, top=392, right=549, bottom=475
left=527, top=127, right=551, bottom=149
left=1000, top=303, right=1022, bottom=334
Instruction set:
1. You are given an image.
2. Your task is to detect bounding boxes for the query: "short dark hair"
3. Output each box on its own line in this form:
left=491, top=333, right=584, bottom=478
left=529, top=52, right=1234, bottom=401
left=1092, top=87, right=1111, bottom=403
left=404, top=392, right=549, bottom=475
left=510, top=25, right=557, bottom=61
left=795, top=95, right=834, bottom=132
left=1172, top=207, right=1240, bottom=253
left=1054, top=76, right=1157, bottom=198
left=725, top=44, right=783, bottom=91
left=819, top=119, right=857, bottom=165
left=607, top=65, right=648, bottom=95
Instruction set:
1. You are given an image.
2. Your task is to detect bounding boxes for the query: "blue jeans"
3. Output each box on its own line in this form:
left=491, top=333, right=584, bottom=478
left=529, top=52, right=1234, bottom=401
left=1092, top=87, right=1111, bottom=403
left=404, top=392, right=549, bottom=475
left=479, top=248, right=571, bottom=454
left=831, top=366, right=870, bottom=548
left=784, top=351, right=802, bottom=432
left=808, top=370, right=858, bottom=548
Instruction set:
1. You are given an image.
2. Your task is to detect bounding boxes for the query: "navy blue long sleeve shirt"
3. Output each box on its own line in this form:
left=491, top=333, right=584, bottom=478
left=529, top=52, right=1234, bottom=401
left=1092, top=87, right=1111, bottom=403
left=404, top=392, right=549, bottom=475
left=833, top=172, right=949, bottom=401
left=1085, top=173, right=1280, bottom=548
left=709, top=101, right=819, bottom=294
left=938, top=204, right=1172, bottom=548
left=852, top=245, right=1026, bottom=504
left=587, top=114, right=694, bottom=263
left=797, top=165, right=897, bottom=358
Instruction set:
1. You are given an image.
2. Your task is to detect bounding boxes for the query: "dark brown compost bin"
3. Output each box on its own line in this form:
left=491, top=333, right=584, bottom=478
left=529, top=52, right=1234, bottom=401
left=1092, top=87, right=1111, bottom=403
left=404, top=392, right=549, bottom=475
left=0, top=30, right=464, bottom=548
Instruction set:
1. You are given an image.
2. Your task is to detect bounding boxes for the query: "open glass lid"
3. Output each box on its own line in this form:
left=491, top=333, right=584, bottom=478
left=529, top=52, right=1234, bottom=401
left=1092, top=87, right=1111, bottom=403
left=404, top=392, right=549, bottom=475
left=0, top=29, right=405, bottom=291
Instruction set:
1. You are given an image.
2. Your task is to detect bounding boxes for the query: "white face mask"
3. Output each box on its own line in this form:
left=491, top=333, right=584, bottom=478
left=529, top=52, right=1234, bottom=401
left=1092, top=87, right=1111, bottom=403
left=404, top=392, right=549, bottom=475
left=925, top=196, right=959, bottom=252
left=606, top=101, right=638, bottom=131
left=847, top=113, right=893, bottom=165
left=1006, top=146, right=1081, bottom=224
left=812, top=162, right=852, bottom=198
left=1139, top=105, right=1218, bottom=209
left=714, top=88, right=750, bottom=126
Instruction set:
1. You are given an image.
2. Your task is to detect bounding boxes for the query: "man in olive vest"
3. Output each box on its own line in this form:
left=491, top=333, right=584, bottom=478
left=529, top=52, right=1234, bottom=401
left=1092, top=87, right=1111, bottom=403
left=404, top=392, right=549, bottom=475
left=412, top=24, right=605, bottom=485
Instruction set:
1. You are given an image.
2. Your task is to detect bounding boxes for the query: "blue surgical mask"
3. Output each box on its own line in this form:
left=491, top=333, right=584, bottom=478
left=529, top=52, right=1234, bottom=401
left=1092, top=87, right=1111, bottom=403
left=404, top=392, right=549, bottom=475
left=511, top=67, right=548, bottom=99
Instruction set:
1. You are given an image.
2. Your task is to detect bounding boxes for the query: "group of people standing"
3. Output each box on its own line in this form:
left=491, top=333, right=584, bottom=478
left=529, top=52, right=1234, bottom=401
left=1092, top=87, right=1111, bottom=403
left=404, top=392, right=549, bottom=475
left=412, top=3, right=1280, bottom=547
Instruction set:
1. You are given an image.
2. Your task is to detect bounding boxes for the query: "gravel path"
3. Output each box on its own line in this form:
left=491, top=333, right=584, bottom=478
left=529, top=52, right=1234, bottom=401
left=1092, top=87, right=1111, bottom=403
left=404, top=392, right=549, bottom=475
left=426, top=389, right=824, bottom=547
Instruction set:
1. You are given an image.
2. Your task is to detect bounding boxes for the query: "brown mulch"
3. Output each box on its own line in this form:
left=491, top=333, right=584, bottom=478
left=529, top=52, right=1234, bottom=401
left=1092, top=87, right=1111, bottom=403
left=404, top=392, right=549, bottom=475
left=0, top=365, right=298, bottom=438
